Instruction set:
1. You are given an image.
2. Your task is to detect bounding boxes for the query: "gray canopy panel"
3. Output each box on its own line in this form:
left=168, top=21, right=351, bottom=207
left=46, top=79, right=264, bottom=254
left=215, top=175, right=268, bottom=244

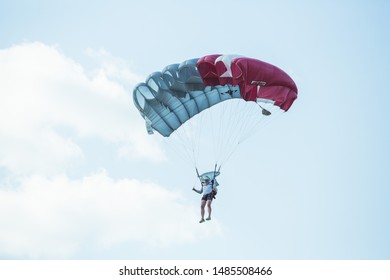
left=133, top=58, right=241, bottom=137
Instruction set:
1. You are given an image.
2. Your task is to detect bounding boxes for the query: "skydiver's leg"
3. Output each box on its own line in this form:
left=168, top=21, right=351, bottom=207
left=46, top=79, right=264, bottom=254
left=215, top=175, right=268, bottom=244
left=200, top=199, right=206, bottom=223
left=206, top=200, right=212, bottom=220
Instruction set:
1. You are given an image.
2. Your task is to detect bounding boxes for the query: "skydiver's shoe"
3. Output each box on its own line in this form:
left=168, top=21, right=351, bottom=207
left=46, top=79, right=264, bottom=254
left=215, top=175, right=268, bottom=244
left=199, top=218, right=205, bottom=223
left=206, top=217, right=211, bottom=221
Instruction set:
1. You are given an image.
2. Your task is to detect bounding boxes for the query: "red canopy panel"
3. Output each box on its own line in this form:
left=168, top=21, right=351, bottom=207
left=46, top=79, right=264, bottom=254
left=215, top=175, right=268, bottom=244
left=197, top=55, right=298, bottom=111
left=196, top=54, right=221, bottom=86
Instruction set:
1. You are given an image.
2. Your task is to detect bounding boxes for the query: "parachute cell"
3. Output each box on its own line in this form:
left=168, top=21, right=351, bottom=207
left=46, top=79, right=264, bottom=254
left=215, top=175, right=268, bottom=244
left=133, top=58, right=241, bottom=137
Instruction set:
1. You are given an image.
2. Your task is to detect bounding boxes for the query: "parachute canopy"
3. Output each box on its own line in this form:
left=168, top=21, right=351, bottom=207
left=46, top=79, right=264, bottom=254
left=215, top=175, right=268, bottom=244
left=133, top=54, right=297, bottom=137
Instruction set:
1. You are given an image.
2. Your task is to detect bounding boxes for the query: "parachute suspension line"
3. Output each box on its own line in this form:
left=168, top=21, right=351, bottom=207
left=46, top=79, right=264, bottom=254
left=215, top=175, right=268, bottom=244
left=167, top=107, right=212, bottom=170
left=199, top=89, right=228, bottom=170
left=167, top=127, right=196, bottom=169
left=213, top=99, right=239, bottom=167
left=217, top=100, right=233, bottom=166
left=220, top=100, right=237, bottom=158
left=164, top=92, right=285, bottom=172
left=219, top=99, right=255, bottom=165
left=222, top=99, right=245, bottom=163
left=210, top=93, right=223, bottom=166
left=235, top=101, right=263, bottom=141
left=235, top=104, right=266, bottom=146
left=186, top=110, right=204, bottom=169
left=211, top=106, right=221, bottom=167
left=186, top=115, right=198, bottom=167
left=215, top=87, right=233, bottom=165
left=220, top=139, right=242, bottom=168
left=212, top=98, right=232, bottom=167
left=216, top=92, right=234, bottom=166
left=217, top=100, right=255, bottom=167
left=162, top=136, right=191, bottom=170
left=216, top=99, right=278, bottom=168
left=187, top=118, right=200, bottom=168
left=194, top=107, right=206, bottom=167
left=239, top=103, right=284, bottom=144
left=208, top=98, right=219, bottom=163
left=190, top=103, right=215, bottom=170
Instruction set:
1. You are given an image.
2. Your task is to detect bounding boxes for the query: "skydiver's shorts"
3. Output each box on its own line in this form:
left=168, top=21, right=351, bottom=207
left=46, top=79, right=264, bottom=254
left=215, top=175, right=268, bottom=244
left=201, top=193, right=214, bottom=201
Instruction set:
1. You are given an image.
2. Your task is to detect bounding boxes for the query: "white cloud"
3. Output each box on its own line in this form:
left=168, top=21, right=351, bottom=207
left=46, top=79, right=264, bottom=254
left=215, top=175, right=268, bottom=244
left=85, top=47, right=143, bottom=87
left=0, top=42, right=164, bottom=176
left=0, top=171, right=222, bottom=259
left=0, top=42, right=221, bottom=259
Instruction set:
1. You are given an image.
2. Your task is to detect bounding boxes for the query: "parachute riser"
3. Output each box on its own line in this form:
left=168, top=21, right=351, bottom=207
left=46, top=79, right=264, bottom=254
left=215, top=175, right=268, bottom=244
left=195, top=164, right=221, bottom=185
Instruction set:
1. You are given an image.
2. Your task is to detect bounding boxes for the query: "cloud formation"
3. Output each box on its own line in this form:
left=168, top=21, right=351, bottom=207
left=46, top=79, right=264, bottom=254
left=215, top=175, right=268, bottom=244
left=0, top=43, right=222, bottom=259
left=0, top=42, right=163, bottom=176
left=0, top=171, right=221, bottom=258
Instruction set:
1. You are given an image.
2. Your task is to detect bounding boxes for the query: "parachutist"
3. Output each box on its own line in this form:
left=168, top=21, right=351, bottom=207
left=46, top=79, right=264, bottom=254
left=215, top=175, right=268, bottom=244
left=133, top=55, right=298, bottom=206
left=192, top=175, right=218, bottom=223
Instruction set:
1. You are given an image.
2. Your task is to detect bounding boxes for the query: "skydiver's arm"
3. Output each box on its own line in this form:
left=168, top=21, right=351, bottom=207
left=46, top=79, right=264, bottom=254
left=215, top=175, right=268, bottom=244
left=192, top=186, right=202, bottom=194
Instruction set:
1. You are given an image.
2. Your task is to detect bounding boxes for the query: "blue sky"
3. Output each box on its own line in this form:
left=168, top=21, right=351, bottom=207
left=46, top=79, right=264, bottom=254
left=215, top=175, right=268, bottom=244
left=0, top=0, right=389, bottom=259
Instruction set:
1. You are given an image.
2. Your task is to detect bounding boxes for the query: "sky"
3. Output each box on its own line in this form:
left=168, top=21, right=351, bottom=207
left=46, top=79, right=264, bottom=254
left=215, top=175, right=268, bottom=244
left=0, top=0, right=389, bottom=259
